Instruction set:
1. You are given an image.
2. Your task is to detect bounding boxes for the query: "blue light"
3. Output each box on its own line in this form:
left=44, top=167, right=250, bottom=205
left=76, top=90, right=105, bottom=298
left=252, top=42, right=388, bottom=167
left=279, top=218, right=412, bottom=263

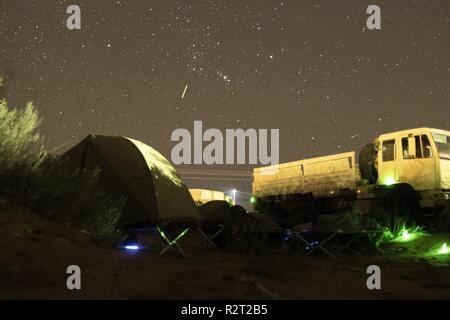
left=124, top=244, right=140, bottom=250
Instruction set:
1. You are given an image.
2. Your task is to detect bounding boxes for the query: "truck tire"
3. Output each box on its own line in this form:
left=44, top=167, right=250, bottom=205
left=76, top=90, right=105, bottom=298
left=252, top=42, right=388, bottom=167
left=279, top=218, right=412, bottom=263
left=359, top=143, right=378, bottom=184
left=437, top=205, right=450, bottom=232
left=378, top=185, right=421, bottom=229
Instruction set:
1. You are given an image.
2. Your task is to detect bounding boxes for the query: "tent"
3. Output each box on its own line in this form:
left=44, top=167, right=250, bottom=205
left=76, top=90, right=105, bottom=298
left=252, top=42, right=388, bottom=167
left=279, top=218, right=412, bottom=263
left=61, top=134, right=200, bottom=227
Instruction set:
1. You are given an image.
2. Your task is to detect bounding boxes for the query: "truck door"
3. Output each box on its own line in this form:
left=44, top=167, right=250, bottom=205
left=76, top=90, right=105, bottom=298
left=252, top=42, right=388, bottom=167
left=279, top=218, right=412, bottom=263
left=397, top=133, right=436, bottom=191
left=379, top=139, right=397, bottom=185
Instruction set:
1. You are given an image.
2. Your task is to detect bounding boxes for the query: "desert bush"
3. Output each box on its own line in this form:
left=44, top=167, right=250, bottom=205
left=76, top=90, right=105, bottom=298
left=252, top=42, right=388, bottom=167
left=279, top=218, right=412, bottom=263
left=78, top=192, right=126, bottom=244
left=0, top=98, right=47, bottom=199
left=0, top=99, right=46, bottom=171
left=0, top=79, right=124, bottom=245
left=1, top=152, right=126, bottom=244
left=30, top=159, right=126, bottom=244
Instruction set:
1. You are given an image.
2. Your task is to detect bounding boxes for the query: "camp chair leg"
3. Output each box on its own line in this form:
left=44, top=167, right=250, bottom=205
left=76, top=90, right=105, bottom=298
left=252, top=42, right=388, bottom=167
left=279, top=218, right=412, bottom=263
left=156, top=226, right=190, bottom=257
left=290, top=230, right=338, bottom=260
left=305, top=233, right=338, bottom=260
left=196, top=227, right=211, bottom=248
left=350, top=247, right=364, bottom=258
left=291, top=232, right=310, bottom=247
left=159, top=242, right=187, bottom=257
left=196, top=226, right=223, bottom=250
left=335, top=234, right=365, bottom=257
left=159, top=239, right=186, bottom=257
left=175, top=242, right=186, bottom=257
left=159, top=244, right=174, bottom=256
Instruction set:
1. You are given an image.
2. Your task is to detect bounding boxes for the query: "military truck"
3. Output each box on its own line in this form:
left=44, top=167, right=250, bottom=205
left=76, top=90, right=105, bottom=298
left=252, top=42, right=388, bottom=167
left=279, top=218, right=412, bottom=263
left=252, top=128, right=450, bottom=229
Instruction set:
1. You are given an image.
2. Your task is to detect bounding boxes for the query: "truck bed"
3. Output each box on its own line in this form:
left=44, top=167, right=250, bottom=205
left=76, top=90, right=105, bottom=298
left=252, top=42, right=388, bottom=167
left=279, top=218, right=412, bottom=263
left=252, top=151, right=361, bottom=198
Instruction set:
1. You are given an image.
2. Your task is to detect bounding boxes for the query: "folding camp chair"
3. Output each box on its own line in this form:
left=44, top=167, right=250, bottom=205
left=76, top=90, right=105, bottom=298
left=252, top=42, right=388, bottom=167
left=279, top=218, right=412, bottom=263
left=196, top=225, right=224, bottom=251
left=302, top=229, right=384, bottom=260
left=295, top=210, right=385, bottom=260
left=156, top=226, right=190, bottom=257
left=286, top=229, right=338, bottom=260
left=289, top=219, right=383, bottom=260
left=304, top=232, right=339, bottom=260
left=333, top=230, right=385, bottom=256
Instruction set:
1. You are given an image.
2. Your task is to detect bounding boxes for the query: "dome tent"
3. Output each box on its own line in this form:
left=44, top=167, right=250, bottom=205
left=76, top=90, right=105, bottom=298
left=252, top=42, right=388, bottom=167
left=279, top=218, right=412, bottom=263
left=61, top=134, right=200, bottom=228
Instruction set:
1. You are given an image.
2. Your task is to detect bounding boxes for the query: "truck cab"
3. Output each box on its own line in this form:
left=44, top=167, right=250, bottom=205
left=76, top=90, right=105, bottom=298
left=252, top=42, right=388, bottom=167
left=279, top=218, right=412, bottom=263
left=377, top=128, right=450, bottom=207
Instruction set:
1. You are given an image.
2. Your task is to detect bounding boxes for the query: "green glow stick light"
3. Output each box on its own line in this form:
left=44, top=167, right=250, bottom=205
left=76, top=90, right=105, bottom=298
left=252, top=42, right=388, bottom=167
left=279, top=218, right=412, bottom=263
left=156, top=226, right=190, bottom=246
left=437, top=243, right=449, bottom=255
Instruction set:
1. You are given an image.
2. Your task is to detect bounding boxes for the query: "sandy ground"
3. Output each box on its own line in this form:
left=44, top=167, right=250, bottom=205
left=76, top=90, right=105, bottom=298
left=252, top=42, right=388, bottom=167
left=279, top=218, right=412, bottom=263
left=1, top=199, right=450, bottom=300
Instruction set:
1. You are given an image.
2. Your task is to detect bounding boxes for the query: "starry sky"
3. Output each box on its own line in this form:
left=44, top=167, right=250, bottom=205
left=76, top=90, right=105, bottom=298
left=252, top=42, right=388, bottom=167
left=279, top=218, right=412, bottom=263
left=1, top=0, right=449, bottom=202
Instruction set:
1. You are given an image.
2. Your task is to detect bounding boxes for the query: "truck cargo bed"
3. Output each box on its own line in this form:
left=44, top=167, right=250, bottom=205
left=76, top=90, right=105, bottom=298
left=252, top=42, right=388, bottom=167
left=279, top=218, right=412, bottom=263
left=253, top=151, right=361, bottom=198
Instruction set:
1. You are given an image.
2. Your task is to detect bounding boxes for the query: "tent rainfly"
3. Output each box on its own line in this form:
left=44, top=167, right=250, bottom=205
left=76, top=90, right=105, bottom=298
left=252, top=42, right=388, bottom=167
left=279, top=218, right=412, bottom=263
left=61, top=134, right=200, bottom=227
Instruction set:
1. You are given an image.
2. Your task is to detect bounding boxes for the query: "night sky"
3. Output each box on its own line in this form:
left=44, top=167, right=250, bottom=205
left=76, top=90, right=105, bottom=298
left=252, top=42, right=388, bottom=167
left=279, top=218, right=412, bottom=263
left=1, top=0, right=449, bottom=202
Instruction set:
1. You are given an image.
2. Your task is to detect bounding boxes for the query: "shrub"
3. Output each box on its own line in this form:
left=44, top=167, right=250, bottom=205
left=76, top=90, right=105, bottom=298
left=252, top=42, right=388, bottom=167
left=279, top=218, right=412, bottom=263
left=0, top=99, right=45, bottom=171
left=0, top=98, right=47, bottom=199
left=0, top=78, right=124, bottom=245
left=29, top=158, right=126, bottom=244
left=78, top=192, right=126, bottom=244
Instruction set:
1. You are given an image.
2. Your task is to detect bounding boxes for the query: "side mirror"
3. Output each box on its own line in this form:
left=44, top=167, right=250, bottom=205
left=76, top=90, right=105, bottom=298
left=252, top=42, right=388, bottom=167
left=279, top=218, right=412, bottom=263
left=374, top=142, right=380, bottom=152
left=408, top=136, right=416, bottom=158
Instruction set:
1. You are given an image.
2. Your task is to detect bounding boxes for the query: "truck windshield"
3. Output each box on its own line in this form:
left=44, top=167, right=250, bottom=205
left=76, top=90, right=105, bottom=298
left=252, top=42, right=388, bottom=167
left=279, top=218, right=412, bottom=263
left=432, top=132, right=450, bottom=160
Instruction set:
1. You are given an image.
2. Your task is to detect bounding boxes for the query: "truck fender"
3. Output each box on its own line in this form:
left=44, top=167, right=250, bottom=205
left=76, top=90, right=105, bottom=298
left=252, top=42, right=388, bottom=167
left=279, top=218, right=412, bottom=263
left=375, top=183, right=422, bottom=202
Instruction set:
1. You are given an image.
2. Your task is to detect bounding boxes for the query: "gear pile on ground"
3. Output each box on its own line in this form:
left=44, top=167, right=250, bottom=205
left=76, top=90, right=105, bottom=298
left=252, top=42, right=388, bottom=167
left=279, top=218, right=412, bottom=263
left=199, top=200, right=284, bottom=253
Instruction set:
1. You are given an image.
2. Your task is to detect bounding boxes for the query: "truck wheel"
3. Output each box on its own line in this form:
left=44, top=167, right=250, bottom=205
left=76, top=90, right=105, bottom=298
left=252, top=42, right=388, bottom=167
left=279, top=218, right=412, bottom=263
left=384, top=195, right=419, bottom=229
left=359, top=143, right=378, bottom=184
left=436, top=205, right=450, bottom=232
left=370, top=206, right=391, bottom=229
